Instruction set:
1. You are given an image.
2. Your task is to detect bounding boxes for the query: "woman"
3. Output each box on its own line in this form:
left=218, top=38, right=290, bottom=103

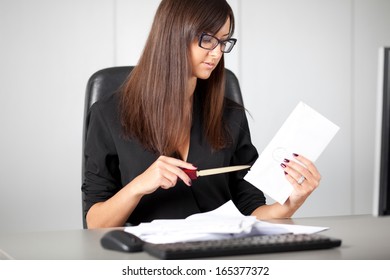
left=82, top=0, right=321, bottom=229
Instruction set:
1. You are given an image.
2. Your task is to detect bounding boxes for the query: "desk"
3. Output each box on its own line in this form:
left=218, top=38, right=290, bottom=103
left=0, top=215, right=389, bottom=259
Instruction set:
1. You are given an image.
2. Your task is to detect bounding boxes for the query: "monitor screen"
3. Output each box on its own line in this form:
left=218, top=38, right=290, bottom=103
left=373, top=47, right=390, bottom=216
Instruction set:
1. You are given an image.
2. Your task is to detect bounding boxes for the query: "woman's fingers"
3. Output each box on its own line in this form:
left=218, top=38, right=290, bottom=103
left=280, top=153, right=321, bottom=195
left=142, top=155, right=196, bottom=192
left=157, top=156, right=196, bottom=186
left=292, top=154, right=321, bottom=181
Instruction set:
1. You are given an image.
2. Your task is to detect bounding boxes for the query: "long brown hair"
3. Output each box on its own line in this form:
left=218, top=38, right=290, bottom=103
left=120, top=0, right=235, bottom=156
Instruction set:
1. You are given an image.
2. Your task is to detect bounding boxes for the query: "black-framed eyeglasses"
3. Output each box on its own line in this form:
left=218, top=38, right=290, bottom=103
left=198, top=32, right=237, bottom=53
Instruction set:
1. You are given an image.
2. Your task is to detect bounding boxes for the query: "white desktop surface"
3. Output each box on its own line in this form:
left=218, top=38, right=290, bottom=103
left=0, top=215, right=389, bottom=260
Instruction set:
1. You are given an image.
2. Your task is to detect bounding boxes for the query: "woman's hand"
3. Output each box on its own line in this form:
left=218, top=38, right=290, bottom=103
left=131, top=155, right=196, bottom=196
left=251, top=153, right=321, bottom=220
left=281, top=153, right=321, bottom=208
left=86, top=155, right=196, bottom=228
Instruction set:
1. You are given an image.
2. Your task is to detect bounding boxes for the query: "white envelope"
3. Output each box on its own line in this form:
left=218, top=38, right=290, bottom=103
left=245, top=102, right=340, bottom=204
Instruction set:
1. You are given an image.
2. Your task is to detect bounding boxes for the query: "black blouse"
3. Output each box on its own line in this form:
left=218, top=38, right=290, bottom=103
left=82, top=90, right=266, bottom=225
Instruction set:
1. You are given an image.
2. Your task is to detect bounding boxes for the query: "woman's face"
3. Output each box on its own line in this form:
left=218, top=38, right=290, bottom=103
left=189, top=18, right=231, bottom=80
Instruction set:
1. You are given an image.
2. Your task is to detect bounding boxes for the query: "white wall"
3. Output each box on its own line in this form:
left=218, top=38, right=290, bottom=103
left=0, top=0, right=389, bottom=232
left=0, top=0, right=115, bottom=232
left=353, top=0, right=390, bottom=214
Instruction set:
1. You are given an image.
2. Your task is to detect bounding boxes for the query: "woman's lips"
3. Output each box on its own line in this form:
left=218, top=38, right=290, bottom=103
left=204, top=62, right=215, bottom=69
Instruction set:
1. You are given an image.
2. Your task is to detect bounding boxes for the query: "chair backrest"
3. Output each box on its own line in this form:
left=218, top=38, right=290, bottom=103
left=81, top=66, right=244, bottom=228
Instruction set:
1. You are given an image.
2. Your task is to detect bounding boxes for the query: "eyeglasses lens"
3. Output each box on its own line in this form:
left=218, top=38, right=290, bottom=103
left=199, top=34, right=235, bottom=53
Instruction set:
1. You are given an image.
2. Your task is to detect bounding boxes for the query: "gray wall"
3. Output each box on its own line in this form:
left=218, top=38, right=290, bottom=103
left=0, top=0, right=389, bottom=232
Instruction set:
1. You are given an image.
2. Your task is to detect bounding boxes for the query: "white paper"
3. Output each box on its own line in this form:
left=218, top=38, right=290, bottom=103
left=125, top=200, right=328, bottom=244
left=245, top=102, right=340, bottom=204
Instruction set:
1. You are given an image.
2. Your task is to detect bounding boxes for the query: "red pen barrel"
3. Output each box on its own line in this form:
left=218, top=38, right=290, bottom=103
left=182, top=168, right=198, bottom=180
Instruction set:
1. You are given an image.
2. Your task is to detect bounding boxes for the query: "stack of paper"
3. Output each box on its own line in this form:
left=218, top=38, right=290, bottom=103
left=125, top=200, right=328, bottom=244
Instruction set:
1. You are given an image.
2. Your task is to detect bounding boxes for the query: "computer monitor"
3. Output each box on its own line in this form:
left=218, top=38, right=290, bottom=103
left=373, top=47, right=390, bottom=216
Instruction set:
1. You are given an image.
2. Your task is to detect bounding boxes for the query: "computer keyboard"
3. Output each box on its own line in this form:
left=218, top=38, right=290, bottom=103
left=143, top=233, right=342, bottom=259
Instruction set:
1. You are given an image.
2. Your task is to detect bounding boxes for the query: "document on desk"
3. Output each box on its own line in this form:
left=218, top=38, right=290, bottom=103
left=245, top=102, right=340, bottom=205
left=125, top=200, right=328, bottom=244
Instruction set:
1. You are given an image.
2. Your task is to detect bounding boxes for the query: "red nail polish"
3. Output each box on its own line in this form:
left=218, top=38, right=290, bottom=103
left=293, top=153, right=299, bottom=157
left=281, top=163, right=286, bottom=168
left=284, top=158, right=290, bottom=163
left=284, top=171, right=288, bottom=175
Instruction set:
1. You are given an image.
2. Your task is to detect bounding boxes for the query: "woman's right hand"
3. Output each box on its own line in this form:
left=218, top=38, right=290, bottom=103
left=87, top=155, right=196, bottom=229
left=131, top=155, right=196, bottom=196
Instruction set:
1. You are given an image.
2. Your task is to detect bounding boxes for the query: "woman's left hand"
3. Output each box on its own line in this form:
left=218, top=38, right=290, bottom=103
left=281, top=153, right=321, bottom=208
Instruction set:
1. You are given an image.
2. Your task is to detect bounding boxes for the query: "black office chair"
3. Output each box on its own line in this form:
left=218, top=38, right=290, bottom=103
left=81, top=66, right=244, bottom=228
